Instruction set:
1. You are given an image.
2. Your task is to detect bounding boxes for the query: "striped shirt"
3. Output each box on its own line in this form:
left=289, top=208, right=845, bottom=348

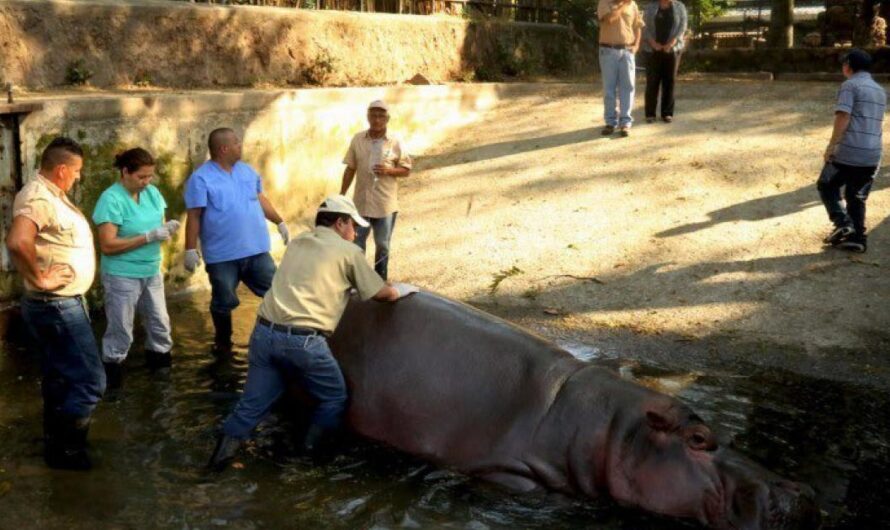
left=834, top=72, right=886, bottom=167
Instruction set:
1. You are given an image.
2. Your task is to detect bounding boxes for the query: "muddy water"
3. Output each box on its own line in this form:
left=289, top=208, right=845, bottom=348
left=0, top=290, right=887, bottom=529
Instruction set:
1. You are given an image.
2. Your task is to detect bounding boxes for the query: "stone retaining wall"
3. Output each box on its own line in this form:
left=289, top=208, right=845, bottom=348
left=0, top=0, right=594, bottom=89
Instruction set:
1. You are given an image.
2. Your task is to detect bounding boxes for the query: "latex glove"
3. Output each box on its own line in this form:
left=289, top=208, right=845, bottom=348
left=164, top=219, right=182, bottom=234
left=392, top=282, right=419, bottom=299
left=184, top=249, right=202, bottom=272
left=277, top=222, right=290, bottom=245
left=145, top=225, right=172, bottom=243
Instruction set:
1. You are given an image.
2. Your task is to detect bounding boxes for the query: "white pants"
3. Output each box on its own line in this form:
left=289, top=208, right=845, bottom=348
left=101, top=273, right=173, bottom=364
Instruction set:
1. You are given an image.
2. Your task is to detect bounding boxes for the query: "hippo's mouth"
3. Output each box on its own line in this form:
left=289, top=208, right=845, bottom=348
left=765, top=483, right=822, bottom=530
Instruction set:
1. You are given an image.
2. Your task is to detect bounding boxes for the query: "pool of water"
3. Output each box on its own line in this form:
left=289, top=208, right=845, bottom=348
left=0, top=290, right=887, bottom=529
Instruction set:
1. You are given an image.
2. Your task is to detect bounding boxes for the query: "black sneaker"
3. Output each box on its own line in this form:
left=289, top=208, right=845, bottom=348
left=601, top=125, right=615, bottom=135
left=836, top=237, right=867, bottom=253
left=619, top=127, right=630, bottom=138
left=823, top=225, right=854, bottom=245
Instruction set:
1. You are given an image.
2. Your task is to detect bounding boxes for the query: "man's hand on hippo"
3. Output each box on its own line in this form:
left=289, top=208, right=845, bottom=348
left=392, top=282, right=420, bottom=299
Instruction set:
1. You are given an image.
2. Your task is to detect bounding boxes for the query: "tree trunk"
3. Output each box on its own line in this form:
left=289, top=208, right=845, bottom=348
left=769, top=0, right=794, bottom=48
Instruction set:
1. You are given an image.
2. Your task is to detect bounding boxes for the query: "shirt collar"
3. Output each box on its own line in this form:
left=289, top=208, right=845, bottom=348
left=363, top=129, right=389, bottom=141
left=36, top=173, right=66, bottom=197
left=315, top=225, right=344, bottom=240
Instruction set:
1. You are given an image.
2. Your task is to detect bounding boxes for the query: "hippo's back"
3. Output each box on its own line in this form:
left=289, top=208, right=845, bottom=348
left=329, top=292, right=582, bottom=466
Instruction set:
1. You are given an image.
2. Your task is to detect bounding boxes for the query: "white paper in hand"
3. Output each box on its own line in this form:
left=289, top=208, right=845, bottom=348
left=393, top=282, right=419, bottom=299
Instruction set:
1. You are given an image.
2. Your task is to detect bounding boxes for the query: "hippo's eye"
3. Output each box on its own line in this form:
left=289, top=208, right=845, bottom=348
left=687, top=429, right=717, bottom=451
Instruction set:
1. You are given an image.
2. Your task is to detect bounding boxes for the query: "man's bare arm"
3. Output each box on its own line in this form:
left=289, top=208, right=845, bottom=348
left=185, top=207, right=203, bottom=250
left=258, top=193, right=283, bottom=225
left=340, top=166, right=356, bottom=195
left=825, top=111, right=852, bottom=161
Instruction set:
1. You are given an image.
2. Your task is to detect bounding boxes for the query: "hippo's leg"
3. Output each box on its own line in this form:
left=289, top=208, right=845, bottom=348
left=479, top=471, right=544, bottom=493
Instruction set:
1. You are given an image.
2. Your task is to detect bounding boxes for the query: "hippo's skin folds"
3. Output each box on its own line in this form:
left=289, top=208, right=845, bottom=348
left=330, top=292, right=821, bottom=529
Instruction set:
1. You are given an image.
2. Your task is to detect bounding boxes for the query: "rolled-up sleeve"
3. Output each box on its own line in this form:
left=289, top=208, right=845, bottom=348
left=395, top=139, right=413, bottom=170
left=343, top=137, right=358, bottom=169
left=13, top=193, right=51, bottom=231
left=349, top=249, right=386, bottom=301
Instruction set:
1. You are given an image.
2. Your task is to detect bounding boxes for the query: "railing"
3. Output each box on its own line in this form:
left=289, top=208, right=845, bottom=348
left=178, top=0, right=561, bottom=23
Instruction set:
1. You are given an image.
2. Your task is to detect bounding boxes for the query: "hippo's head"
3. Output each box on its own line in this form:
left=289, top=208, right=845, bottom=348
left=604, top=400, right=821, bottom=529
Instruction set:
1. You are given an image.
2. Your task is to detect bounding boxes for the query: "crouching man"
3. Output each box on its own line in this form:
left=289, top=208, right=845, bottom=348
left=209, top=195, right=416, bottom=469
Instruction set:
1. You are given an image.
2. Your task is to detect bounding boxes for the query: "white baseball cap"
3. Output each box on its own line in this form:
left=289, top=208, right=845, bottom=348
left=368, top=99, right=389, bottom=112
left=317, top=195, right=370, bottom=227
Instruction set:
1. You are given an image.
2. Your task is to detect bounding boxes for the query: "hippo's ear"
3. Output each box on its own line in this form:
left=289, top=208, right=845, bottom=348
left=645, top=410, right=677, bottom=432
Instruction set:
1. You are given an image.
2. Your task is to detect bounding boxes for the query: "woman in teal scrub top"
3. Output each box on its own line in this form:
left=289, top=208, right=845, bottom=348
left=92, top=148, right=180, bottom=389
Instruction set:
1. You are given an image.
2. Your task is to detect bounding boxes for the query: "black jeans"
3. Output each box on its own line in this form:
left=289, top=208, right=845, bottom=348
left=645, top=50, right=681, bottom=118
left=817, top=161, right=876, bottom=236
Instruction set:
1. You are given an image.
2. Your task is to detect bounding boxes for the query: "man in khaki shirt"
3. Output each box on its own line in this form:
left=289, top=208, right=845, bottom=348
left=598, top=0, right=645, bottom=137
left=6, top=137, right=105, bottom=470
left=340, top=100, right=412, bottom=280
left=209, top=195, right=418, bottom=470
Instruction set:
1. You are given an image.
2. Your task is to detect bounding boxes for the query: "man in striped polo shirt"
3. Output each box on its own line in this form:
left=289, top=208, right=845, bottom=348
left=818, top=49, right=886, bottom=253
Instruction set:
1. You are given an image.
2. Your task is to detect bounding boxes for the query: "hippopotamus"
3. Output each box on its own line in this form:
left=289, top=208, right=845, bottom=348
left=328, top=292, right=821, bottom=529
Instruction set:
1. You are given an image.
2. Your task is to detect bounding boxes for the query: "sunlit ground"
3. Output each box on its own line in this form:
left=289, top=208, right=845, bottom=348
left=387, top=80, right=890, bottom=362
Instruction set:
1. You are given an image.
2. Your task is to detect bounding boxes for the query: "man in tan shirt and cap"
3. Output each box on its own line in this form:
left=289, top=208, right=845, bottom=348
left=209, top=195, right=417, bottom=470
left=340, top=100, right=412, bottom=280
left=6, top=137, right=105, bottom=470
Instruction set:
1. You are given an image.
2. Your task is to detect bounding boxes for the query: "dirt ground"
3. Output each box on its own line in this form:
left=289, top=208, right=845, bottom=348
left=386, top=79, right=890, bottom=385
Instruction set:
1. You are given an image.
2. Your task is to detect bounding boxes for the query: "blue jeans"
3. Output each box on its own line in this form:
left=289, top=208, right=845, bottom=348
left=20, top=295, right=105, bottom=420
left=222, top=322, right=348, bottom=439
left=205, top=252, right=276, bottom=314
left=355, top=212, right=397, bottom=280
left=599, top=47, right=636, bottom=128
left=817, top=162, right=876, bottom=236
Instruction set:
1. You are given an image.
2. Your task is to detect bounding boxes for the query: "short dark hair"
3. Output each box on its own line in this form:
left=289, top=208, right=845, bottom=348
left=843, top=48, right=872, bottom=73
left=39, top=137, right=83, bottom=172
left=113, top=147, right=155, bottom=174
left=315, top=211, right=352, bottom=227
left=208, top=128, right=235, bottom=157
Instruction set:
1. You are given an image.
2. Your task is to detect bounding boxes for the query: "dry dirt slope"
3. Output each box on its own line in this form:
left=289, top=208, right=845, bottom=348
left=384, top=80, right=890, bottom=372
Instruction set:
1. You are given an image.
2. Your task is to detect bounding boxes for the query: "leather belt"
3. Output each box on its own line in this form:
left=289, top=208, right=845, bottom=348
left=257, top=316, right=326, bottom=337
left=600, top=43, right=630, bottom=50
left=23, top=292, right=83, bottom=303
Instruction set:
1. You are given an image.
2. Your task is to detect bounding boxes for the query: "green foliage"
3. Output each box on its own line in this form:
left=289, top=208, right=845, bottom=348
left=134, top=70, right=152, bottom=87
left=304, top=48, right=336, bottom=86
left=489, top=266, right=523, bottom=295
left=65, top=59, right=94, bottom=86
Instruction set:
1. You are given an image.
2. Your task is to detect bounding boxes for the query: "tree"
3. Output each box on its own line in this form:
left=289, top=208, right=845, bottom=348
left=769, top=0, right=794, bottom=48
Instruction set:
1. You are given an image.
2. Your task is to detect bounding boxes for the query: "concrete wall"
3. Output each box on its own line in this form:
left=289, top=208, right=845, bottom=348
left=0, top=0, right=593, bottom=89
left=3, top=83, right=535, bottom=303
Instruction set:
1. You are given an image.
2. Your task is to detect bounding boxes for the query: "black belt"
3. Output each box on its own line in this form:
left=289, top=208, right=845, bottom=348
left=23, top=292, right=83, bottom=303
left=600, top=43, right=629, bottom=50
left=257, top=316, right=326, bottom=337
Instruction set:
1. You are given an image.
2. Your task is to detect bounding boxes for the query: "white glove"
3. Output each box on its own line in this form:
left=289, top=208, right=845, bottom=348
left=145, top=225, right=172, bottom=243
left=392, top=282, right=419, bottom=299
left=184, top=249, right=202, bottom=272
left=277, top=222, right=290, bottom=245
left=164, top=219, right=182, bottom=234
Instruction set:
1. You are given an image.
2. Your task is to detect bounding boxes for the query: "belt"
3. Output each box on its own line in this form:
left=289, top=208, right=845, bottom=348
left=600, top=43, right=629, bottom=50
left=23, top=292, right=83, bottom=303
left=257, top=316, right=326, bottom=337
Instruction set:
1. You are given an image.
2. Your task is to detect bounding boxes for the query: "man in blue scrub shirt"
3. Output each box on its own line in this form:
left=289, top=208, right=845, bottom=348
left=184, top=128, right=290, bottom=356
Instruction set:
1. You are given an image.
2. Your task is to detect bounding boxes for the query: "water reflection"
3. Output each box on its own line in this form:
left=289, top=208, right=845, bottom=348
left=0, top=290, right=886, bottom=528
